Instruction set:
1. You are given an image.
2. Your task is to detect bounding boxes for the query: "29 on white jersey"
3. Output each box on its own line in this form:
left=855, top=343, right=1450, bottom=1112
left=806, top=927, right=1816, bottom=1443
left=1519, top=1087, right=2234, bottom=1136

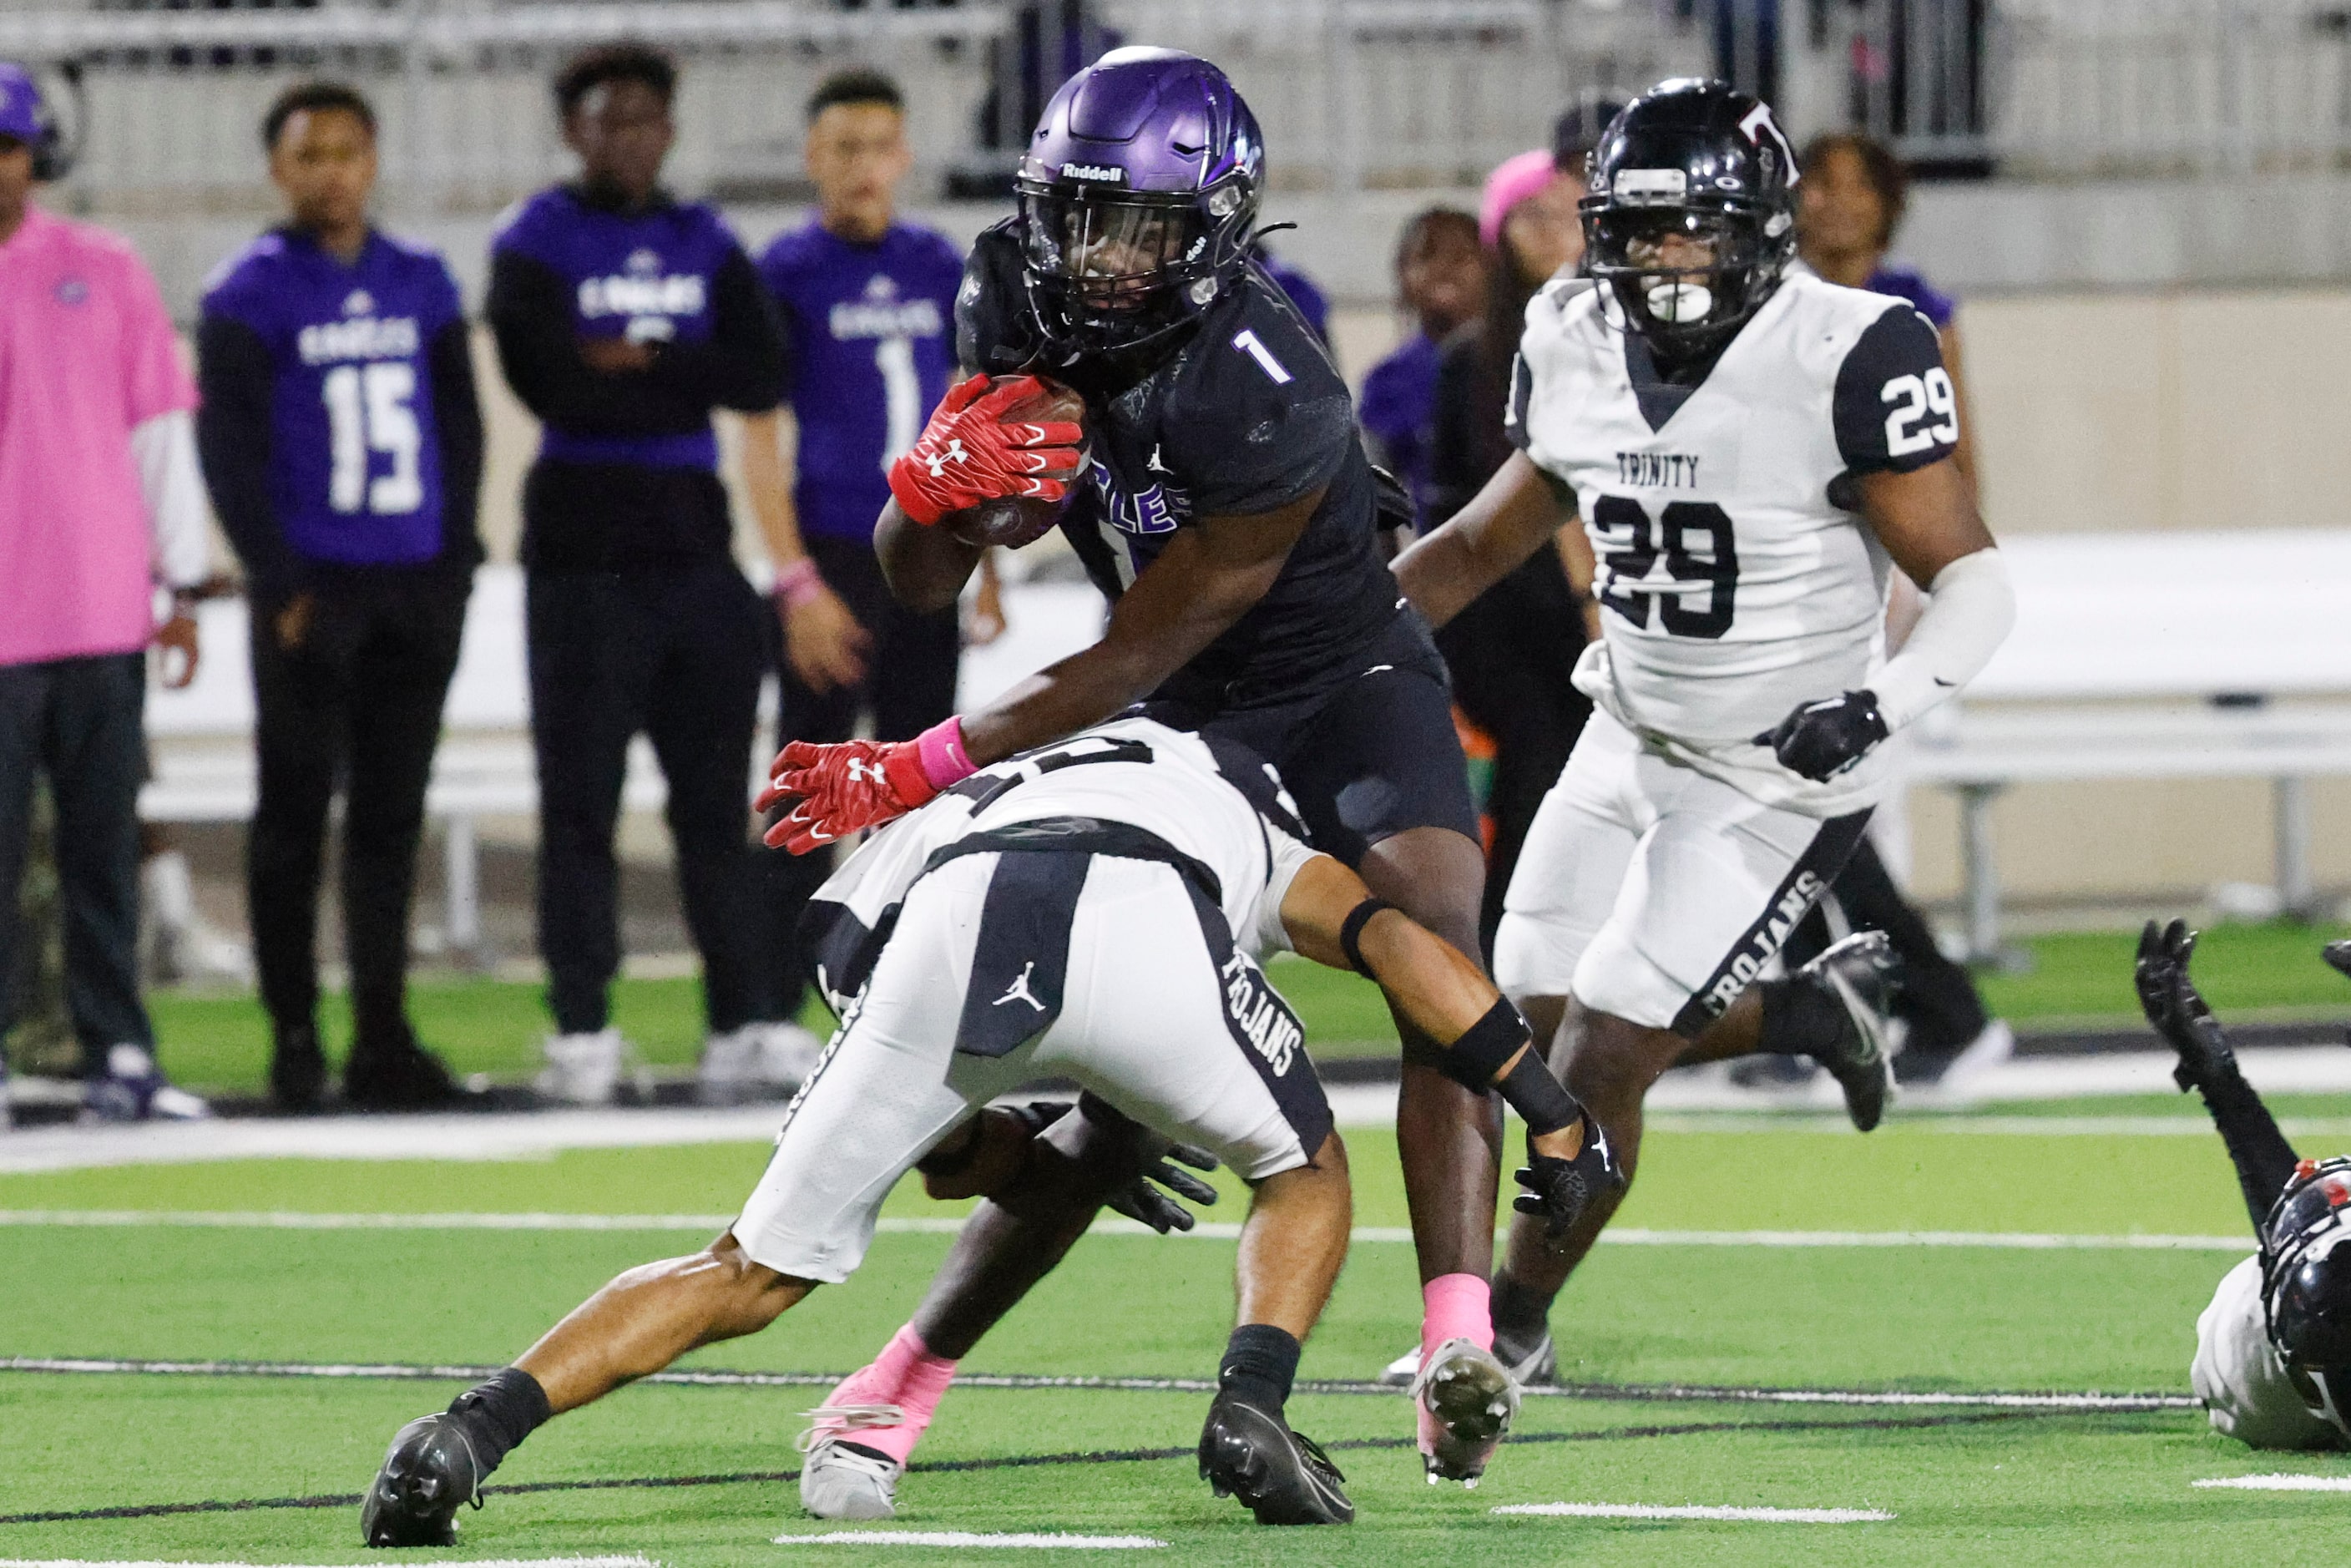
left=1507, top=270, right=1958, bottom=761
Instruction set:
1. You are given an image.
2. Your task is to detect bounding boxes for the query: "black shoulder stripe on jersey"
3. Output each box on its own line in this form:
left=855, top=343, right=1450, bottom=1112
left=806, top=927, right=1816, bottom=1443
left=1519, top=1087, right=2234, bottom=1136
left=1831, top=301, right=1956, bottom=477
left=1504, top=351, right=1534, bottom=454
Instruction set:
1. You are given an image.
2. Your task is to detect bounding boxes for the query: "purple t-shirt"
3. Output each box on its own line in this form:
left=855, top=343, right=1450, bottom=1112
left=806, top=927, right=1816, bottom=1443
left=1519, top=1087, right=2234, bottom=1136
left=1357, top=331, right=1442, bottom=529
left=1865, top=261, right=1956, bottom=331
left=200, top=227, right=464, bottom=567
left=757, top=219, right=964, bottom=542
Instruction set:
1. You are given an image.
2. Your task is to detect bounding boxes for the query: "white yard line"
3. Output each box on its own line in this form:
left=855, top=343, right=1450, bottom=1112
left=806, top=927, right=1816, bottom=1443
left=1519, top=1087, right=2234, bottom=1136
left=2194, top=1474, right=2351, bottom=1492
left=0, top=1208, right=2255, bottom=1252
left=0, top=1560, right=656, bottom=1568
left=1493, top=1502, right=1893, bottom=1523
left=774, top=1533, right=1164, bottom=1550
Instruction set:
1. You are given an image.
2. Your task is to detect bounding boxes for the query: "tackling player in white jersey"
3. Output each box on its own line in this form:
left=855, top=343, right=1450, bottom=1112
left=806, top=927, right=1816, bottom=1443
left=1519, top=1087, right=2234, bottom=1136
left=1391, top=78, right=2017, bottom=1379
left=357, top=716, right=1618, bottom=1541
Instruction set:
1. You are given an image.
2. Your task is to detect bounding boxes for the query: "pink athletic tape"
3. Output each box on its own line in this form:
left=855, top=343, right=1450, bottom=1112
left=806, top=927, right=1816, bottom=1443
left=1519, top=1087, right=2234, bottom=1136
left=913, top=716, right=976, bottom=792
left=1421, top=1272, right=1494, bottom=1356
left=827, top=1323, right=958, bottom=1466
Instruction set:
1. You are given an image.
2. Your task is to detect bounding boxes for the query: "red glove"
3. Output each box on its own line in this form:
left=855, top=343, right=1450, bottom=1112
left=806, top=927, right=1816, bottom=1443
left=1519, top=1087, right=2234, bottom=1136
left=758, top=718, right=978, bottom=855
left=887, top=374, right=1085, bottom=525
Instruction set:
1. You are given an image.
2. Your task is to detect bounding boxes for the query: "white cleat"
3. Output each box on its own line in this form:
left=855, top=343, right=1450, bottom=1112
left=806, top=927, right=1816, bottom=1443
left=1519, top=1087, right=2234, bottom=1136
left=697, top=1021, right=824, bottom=1105
left=1380, top=1343, right=1423, bottom=1387
left=797, top=1403, right=907, bottom=1520
left=1412, top=1337, right=1519, bottom=1487
left=534, top=1027, right=627, bottom=1105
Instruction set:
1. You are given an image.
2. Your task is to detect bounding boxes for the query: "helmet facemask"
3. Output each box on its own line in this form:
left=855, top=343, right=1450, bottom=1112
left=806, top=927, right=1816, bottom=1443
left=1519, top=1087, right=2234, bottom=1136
left=1017, top=176, right=1255, bottom=357
left=1583, top=197, right=1792, bottom=363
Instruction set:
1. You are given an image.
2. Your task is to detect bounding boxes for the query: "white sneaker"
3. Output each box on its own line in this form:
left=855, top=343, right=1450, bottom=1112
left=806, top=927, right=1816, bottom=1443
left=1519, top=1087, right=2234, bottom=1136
left=536, top=1028, right=626, bottom=1105
left=1381, top=1343, right=1423, bottom=1386
left=1940, top=1018, right=2016, bottom=1098
left=83, top=1044, right=211, bottom=1122
left=697, top=1021, right=824, bottom=1105
left=797, top=1404, right=906, bottom=1520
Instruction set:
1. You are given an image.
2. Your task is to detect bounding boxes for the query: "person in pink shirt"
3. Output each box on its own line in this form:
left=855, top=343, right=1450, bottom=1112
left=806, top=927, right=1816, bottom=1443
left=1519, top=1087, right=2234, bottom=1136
left=0, top=61, right=211, bottom=1123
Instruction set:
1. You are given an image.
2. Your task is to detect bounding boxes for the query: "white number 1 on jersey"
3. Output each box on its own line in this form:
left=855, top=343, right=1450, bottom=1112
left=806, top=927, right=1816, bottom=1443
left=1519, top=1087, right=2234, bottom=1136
left=1231, top=328, right=1293, bottom=386
left=323, top=362, right=424, bottom=515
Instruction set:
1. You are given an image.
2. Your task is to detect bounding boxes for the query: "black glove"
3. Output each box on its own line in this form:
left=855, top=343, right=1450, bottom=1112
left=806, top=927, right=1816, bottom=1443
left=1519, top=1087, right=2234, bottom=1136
left=2325, top=940, right=2351, bottom=983
left=1106, top=1137, right=1221, bottom=1233
left=1514, top=1114, right=1626, bottom=1245
left=1754, top=690, right=1888, bottom=781
left=2134, top=918, right=2234, bottom=1093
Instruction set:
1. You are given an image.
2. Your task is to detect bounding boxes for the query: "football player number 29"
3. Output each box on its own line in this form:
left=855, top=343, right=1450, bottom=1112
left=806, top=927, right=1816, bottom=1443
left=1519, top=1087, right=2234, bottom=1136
left=321, top=362, right=423, bottom=515
left=1882, top=367, right=1959, bottom=458
left=1592, top=494, right=1738, bottom=639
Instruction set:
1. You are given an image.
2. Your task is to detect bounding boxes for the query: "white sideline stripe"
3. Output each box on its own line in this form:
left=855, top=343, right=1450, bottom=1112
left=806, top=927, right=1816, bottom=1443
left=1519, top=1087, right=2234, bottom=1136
left=775, top=1533, right=1163, bottom=1550
left=1494, top=1502, right=1893, bottom=1524
left=2194, top=1474, right=2351, bottom=1492
left=0, top=1560, right=657, bottom=1568
left=0, top=1209, right=2254, bottom=1252
left=0, top=1355, right=2202, bottom=1409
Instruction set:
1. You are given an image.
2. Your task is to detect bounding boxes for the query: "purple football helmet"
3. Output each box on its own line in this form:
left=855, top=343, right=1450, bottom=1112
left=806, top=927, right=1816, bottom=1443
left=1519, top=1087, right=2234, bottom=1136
left=1014, top=47, right=1265, bottom=355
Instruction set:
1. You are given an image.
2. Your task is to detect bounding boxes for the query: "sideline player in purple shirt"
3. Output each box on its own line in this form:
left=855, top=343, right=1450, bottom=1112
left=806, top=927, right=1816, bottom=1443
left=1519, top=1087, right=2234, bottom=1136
left=197, top=81, right=484, bottom=1113
left=741, top=69, right=994, bottom=1030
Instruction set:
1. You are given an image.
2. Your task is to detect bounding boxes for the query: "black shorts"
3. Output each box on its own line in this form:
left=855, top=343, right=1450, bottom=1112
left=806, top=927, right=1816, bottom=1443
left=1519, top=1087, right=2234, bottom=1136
left=1145, top=610, right=1479, bottom=868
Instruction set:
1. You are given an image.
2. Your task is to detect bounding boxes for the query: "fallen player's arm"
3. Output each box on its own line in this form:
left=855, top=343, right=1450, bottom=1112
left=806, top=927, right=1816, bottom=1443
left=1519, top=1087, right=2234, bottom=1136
left=1277, top=853, right=1585, bottom=1161
left=1853, top=457, right=2014, bottom=732
left=950, top=491, right=1318, bottom=766
left=1392, top=451, right=1572, bottom=632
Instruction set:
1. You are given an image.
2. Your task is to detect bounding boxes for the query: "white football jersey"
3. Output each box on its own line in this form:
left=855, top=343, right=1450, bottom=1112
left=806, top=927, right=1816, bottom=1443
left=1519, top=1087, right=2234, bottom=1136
left=1508, top=269, right=1958, bottom=812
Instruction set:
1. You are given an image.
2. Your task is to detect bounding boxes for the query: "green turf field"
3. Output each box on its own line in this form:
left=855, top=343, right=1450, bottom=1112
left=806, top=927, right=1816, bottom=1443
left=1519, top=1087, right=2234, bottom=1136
left=132, top=918, right=2351, bottom=1097
left=7, top=1114, right=2351, bottom=1563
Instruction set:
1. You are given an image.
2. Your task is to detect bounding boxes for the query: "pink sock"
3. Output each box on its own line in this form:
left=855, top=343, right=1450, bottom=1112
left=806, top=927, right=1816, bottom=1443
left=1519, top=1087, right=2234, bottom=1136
left=1420, top=1273, right=1494, bottom=1357
left=822, top=1324, right=958, bottom=1466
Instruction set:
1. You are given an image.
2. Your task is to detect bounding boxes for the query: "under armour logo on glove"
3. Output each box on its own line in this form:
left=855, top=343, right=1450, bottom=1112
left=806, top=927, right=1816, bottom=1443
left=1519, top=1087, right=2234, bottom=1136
left=757, top=717, right=978, bottom=855
left=887, top=373, right=1085, bottom=525
left=1754, top=689, right=1889, bottom=781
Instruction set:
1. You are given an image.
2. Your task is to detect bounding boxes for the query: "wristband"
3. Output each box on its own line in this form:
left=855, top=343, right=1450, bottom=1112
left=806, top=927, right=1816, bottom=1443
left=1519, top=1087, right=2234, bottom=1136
left=1337, top=898, right=1398, bottom=979
left=1498, top=1048, right=1583, bottom=1138
left=773, top=558, right=824, bottom=609
left=913, top=716, right=977, bottom=792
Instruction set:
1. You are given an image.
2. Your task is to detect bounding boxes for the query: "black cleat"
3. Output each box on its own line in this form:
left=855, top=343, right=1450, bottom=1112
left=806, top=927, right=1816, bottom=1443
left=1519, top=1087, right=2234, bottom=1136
left=1798, top=931, right=1898, bottom=1131
left=1197, top=1392, right=1353, bottom=1525
left=1493, top=1322, right=1557, bottom=1387
left=2325, top=940, right=2351, bottom=983
left=269, top=1024, right=327, bottom=1115
left=345, top=1028, right=468, bottom=1112
left=361, top=1412, right=484, bottom=1547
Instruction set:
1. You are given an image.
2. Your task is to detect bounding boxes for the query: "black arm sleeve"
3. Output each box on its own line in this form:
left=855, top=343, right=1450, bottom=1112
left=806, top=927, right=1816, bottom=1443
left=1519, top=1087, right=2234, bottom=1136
left=2198, top=1066, right=2305, bottom=1236
left=487, top=250, right=750, bottom=434
left=643, top=248, right=784, bottom=413
left=194, top=314, right=301, bottom=593
left=427, top=317, right=487, bottom=570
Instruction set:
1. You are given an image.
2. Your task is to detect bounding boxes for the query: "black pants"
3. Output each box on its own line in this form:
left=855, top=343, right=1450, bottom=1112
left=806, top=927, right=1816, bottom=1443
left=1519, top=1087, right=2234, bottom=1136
left=766, top=534, right=960, bottom=1016
left=247, top=573, right=468, bottom=1050
left=0, top=652, right=152, bottom=1071
left=1784, top=834, right=1990, bottom=1054
left=1433, top=549, right=1593, bottom=958
left=529, top=560, right=771, bottom=1036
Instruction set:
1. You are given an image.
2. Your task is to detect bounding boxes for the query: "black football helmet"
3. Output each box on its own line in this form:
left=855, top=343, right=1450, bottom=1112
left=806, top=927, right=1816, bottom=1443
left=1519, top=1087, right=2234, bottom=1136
left=2261, top=1155, right=2351, bottom=1438
left=1579, top=78, right=1798, bottom=361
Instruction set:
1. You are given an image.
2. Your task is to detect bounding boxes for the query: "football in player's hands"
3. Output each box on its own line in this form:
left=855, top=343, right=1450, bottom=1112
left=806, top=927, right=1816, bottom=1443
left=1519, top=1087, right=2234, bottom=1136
left=1755, top=689, right=1888, bottom=781
left=941, top=377, right=1090, bottom=551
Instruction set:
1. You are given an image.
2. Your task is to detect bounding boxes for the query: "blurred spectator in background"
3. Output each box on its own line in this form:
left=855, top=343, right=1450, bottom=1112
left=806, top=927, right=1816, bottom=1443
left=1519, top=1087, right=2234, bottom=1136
left=746, top=68, right=983, bottom=1067
left=1424, top=147, right=1597, bottom=954
left=0, top=60, right=210, bottom=1121
left=197, top=81, right=484, bottom=1113
left=1780, top=127, right=2010, bottom=1093
left=1358, top=206, right=1481, bottom=530
left=487, top=43, right=791, bottom=1105
left=1796, top=129, right=1976, bottom=491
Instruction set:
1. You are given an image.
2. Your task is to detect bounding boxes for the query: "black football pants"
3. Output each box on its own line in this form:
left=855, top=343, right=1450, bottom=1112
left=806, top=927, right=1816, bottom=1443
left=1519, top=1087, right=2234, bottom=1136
left=528, top=560, right=771, bottom=1037
left=0, top=652, right=153, bottom=1072
left=247, top=572, right=468, bottom=1053
left=766, top=533, right=961, bottom=1018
